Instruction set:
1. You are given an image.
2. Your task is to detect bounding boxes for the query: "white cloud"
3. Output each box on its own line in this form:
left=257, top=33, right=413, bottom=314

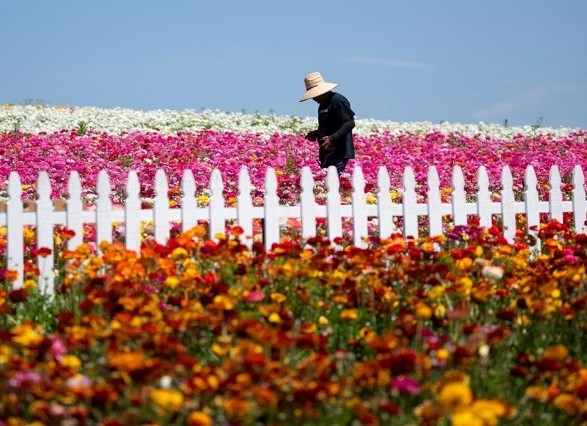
left=345, top=55, right=433, bottom=70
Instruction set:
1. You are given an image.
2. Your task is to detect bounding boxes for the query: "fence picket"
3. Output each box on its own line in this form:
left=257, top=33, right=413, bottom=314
left=452, top=166, right=467, bottom=226
left=36, top=172, right=55, bottom=295
left=427, top=167, right=442, bottom=236
left=1, top=164, right=586, bottom=294
left=524, top=166, right=540, bottom=247
left=264, top=167, right=280, bottom=250
left=549, top=166, right=563, bottom=222
left=377, top=166, right=394, bottom=239
left=500, top=166, right=516, bottom=242
left=125, top=171, right=141, bottom=251
left=351, top=166, right=368, bottom=248
left=67, top=171, right=84, bottom=250
left=181, top=169, right=197, bottom=232
left=209, top=169, right=225, bottom=238
left=403, top=167, right=418, bottom=238
left=326, top=167, right=342, bottom=241
left=154, top=169, right=170, bottom=244
left=7, top=172, right=24, bottom=289
left=573, top=165, right=586, bottom=235
left=96, top=170, right=113, bottom=250
left=300, top=166, right=317, bottom=240
left=237, top=166, right=254, bottom=246
left=476, top=166, right=492, bottom=228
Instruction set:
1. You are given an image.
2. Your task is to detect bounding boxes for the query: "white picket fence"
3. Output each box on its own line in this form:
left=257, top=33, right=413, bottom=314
left=1, top=164, right=586, bottom=295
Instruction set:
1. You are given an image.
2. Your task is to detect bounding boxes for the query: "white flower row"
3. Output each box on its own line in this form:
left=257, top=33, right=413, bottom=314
left=0, top=104, right=581, bottom=138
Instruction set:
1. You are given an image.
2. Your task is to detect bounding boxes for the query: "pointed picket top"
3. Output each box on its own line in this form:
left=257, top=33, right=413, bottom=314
left=96, top=170, right=113, bottom=249
left=427, top=166, right=440, bottom=191
left=351, top=165, right=368, bottom=247
left=524, top=166, right=538, bottom=192
left=300, top=166, right=316, bottom=240
left=8, top=171, right=23, bottom=200
left=126, top=170, right=140, bottom=199
left=500, top=165, right=514, bottom=188
left=427, top=166, right=443, bottom=237
left=403, top=166, right=416, bottom=194
left=97, top=170, right=112, bottom=206
left=477, top=166, right=489, bottom=193
left=326, top=166, right=340, bottom=192
left=182, top=169, right=196, bottom=198
left=125, top=170, right=142, bottom=251
left=524, top=165, right=540, bottom=247
left=237, top=166, right=254, bottom=244
left=451, top=166, right=466, bottom=226
left=209, top=168, right=225, bottom=238
left=476, top=166, right=492, bottom=228
left=238, top=166, right=252, bottom=196
left=377, top=166, right=395, bottom=239
left=402, top=166, right=418, bottom=238
left=37, top=172, right=52, bottom=207
left=154, top=169, right=168, bottom=198
left=377, top=166, right=390, bottom=196
left=548, top=165, right=563, bottom=222
left=66, top=171, right=84, bottom=249
left=181, top=169, right=197, bottom=231
left=500, top=165, right=516, bottom=242
left=265, top=166, right=278, bottom=195
left=153, top=169, right=170, bottom=244
left=572, top=165, right=586, bottom=234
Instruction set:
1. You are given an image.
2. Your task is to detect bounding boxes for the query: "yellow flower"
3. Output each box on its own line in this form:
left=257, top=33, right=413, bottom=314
left=171, top=247, right=189, bottom=261
left=197, top=194, right=210, bottom=205
left=428, top=285, right=446, bottom=300
left=437, top=381, right=473, bottom=413
left=451, top=411, right=484, bottom=426
left=434, top=304, right=446, bottom=319
left=365, top=192, right=377, bottom=204
left=542, top=344, right=569, bottom=360
left=23, top=279, right=37, bottom=290
left=268, top=312, right=282, bottom=323
left=415, top=302, right=433, bottom=320
left=60, top=354, right=82, bottom=371
left=187, top=410, right=213, bottom=426
left=11, top=323, right=44, bottom=347
left=468, top=399, right=509, bottom=425
left=165, top=276, right=180, bottom=289
left=0, top=344, right=12, bottom=364
left=150, top=388, right=184, bottom=412
left=456, top=257, right=473, bottom=270
left=270, top=292, right=287, bottom=303
left=553, top=393, right=583, bottom=417
left=340, top=309, right=358, bottom=320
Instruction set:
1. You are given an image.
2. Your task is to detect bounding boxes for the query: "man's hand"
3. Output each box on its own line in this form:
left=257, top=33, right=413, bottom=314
left=320, top=136, right=333, bottom=150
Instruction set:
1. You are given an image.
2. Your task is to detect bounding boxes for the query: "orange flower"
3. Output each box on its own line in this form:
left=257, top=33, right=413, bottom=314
left=187, top=411, right=213, bottom=426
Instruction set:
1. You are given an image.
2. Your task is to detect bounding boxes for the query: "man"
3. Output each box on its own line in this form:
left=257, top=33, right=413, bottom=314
left=300, top=72, right=356, bottom=175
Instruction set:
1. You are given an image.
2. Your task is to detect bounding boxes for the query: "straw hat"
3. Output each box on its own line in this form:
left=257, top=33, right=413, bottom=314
left=299, top=72, right=339, bottom=102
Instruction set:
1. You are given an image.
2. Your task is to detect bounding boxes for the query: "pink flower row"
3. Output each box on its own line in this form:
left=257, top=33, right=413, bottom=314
left=1, top=129, right=586, bottom=205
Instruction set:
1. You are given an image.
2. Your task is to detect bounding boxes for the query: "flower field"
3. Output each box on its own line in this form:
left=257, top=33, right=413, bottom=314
left=1, top=105, right=587, bottom=425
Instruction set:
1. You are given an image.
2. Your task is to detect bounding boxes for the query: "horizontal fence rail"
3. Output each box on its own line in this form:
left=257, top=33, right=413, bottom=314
left=1, top=164, right=586, bottom=294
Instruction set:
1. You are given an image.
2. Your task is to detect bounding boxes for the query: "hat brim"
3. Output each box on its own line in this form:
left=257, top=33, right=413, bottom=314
left=299, top=82, right=339, bottom=102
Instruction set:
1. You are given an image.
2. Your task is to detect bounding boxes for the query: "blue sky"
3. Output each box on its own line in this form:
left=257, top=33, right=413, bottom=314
left=2, top=1, right=586, bottom=128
